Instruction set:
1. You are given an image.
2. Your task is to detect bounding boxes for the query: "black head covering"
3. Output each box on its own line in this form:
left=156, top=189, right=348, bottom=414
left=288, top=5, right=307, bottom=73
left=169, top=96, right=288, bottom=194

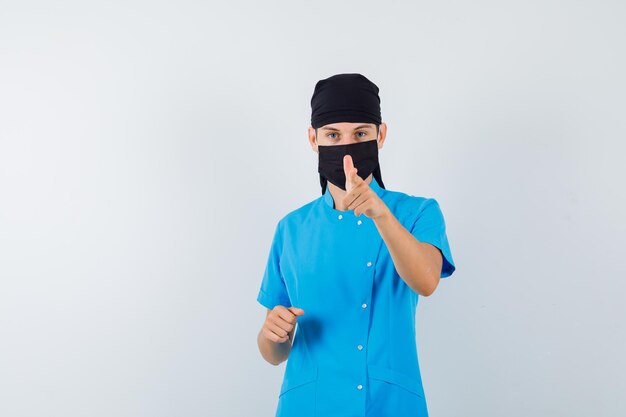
left=310, top=73, right=382, bottom=128
left=311, top=73, right=385, bottom=194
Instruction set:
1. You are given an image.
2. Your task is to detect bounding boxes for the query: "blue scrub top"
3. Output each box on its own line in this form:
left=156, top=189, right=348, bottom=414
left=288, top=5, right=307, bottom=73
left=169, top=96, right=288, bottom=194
left=257, top=176, right=456, bottom=417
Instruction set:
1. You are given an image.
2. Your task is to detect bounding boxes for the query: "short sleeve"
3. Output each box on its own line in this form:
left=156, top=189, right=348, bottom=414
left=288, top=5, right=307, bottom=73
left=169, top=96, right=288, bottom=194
left=409, top=198, right=456, bottom=278
left=256, top=220, right=293, bottom=309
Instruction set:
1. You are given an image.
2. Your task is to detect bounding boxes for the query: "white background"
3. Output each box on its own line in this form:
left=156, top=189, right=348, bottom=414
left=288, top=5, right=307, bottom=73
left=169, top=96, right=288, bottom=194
left=1, top=1, right=624, bottom=416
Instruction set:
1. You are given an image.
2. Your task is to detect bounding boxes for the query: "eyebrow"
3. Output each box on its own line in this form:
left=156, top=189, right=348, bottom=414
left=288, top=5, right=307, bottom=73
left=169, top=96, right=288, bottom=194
left=320, top=124, right=373, bottom=131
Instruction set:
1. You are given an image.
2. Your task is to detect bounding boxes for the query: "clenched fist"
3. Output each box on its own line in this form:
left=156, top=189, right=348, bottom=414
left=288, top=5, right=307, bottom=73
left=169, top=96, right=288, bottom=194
left=262, top=305, right=305, bottom=343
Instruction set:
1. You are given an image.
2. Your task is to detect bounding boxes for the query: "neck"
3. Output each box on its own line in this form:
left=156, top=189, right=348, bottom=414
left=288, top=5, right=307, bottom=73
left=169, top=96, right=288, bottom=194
left=328, top=173, right=373, bottom=211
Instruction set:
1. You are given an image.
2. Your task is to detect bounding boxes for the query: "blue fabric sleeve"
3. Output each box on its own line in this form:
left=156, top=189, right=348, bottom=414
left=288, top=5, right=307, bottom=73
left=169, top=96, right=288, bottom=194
left=256, top=220, right=293, bottom=309
left=409, top=198, right=456, bottom=278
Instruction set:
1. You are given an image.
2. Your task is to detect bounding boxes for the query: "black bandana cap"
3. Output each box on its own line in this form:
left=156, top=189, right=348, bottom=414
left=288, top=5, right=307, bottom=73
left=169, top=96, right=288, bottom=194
left=310, top=73, right=382, bottom=128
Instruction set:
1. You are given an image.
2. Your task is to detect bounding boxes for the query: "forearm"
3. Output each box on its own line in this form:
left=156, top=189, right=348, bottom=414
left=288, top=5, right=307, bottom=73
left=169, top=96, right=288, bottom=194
left=257, top=327, right=293, bottom=366
left=372, top=208, right=439, bottom=296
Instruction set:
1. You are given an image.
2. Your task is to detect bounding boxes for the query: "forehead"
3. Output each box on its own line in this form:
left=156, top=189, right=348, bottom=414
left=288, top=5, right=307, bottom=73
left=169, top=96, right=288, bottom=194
left=319, top=122, right=375, bottom=130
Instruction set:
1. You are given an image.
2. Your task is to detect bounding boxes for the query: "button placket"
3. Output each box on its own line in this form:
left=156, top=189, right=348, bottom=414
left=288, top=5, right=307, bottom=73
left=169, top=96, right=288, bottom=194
left=353, top=213, right=380, bottom=400
left=357, top=257, right=373, bottom=397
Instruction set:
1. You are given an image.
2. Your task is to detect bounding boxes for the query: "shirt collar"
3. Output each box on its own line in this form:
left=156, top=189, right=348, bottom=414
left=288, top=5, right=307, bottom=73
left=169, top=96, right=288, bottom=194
left=323, top=175, right=385, bottom=209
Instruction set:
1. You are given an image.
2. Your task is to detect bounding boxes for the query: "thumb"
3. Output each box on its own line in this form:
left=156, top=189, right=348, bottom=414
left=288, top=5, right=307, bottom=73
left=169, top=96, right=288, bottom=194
left=288, top=307, right=305, bottom=316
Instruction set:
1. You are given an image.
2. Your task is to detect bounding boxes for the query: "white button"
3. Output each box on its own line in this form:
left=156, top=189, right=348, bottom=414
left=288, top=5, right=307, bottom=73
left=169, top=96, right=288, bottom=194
left=361, top=303, right=367, bottom=309
left=357, top=344, right=363, bottom=350
left=357, top=384, right=363, bottom=390
left=366, top=261, right=372, bottom=267
left=357, top=220, right=362, bottom=225
left=338, top=214, right=343, bottom=220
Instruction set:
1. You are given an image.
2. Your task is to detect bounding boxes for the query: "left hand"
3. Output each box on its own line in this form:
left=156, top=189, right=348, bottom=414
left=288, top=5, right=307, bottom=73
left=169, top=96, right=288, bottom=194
left=341, top=154, right=390, bottom=219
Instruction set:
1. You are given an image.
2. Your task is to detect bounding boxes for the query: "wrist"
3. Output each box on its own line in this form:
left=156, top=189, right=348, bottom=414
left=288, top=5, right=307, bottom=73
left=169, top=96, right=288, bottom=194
left=372, top=206, right=392, bottom=222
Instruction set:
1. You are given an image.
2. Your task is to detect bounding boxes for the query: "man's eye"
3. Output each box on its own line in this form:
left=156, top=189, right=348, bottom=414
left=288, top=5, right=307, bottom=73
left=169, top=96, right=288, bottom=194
left=356, top=131, right=367, bottom=137
left=327, top=133, right=338, bottom=139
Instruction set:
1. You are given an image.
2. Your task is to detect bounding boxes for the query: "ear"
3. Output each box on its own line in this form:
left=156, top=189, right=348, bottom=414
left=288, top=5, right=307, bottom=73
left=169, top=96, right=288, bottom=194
left=377, top=122, right=387, bottom=150
left=308, top=126, right=318, bottom=153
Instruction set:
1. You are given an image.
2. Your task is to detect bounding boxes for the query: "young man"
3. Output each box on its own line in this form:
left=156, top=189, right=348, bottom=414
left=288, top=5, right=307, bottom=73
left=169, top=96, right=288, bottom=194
left=256, top=73, right=456, bottom=417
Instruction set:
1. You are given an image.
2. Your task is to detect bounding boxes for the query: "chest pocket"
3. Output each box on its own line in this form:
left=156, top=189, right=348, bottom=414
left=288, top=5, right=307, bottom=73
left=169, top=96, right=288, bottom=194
left=277, top=366, right=318, bottom=417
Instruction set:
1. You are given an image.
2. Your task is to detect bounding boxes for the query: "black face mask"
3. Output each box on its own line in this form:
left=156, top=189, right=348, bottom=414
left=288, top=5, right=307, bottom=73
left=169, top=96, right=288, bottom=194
left=317, top=139, right=384, bottom=193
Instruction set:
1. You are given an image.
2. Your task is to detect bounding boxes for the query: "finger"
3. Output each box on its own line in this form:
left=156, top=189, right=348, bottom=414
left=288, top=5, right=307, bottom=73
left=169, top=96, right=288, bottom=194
left=351, top=197, right=371, bottom=217
left=263, top=325, right=289, bottom=343
left=275, top=306, right=298, bottom=325
left=347, top=189, right=370, bottom=212
left=343, top=181, right=368, bottom=208
left=270, top=314, right=296, bottom=333
left=343, top=155, right=361, bottom=190
left=288, top=307, right=305, bottom=316
left=342, top=186, right=363, bottom=209
left=343, top=154, right=355, bottom=178
left=267, top=320, right=291, bottom=338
